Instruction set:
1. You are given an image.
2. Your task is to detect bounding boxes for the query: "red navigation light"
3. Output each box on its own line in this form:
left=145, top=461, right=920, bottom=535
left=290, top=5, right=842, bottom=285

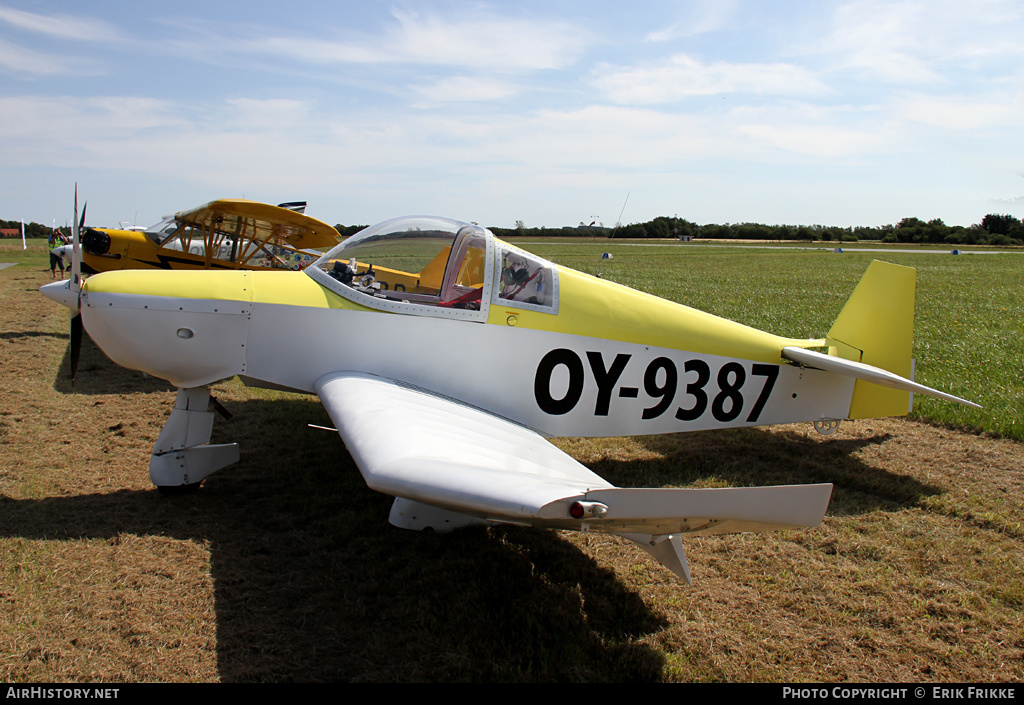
left=569, top=501, right=585, bottom=519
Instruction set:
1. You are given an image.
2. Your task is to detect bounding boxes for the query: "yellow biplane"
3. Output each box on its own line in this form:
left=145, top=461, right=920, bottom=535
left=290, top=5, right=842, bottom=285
left=60, top=199, right=340, bottom=275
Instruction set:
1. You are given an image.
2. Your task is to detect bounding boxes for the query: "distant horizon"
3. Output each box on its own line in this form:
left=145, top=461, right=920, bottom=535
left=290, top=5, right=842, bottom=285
left=3, top=2, right=1022, bottom=230
left=7, top=210, right=1015, bottom=235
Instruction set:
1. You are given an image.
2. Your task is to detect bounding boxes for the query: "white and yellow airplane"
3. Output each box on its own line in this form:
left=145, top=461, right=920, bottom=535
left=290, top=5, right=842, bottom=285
left=41, top=214, right=978, bottom=583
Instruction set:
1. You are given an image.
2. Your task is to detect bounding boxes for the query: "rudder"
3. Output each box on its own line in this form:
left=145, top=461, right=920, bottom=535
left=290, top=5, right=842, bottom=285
left=827, top=260, right=916, bottom=419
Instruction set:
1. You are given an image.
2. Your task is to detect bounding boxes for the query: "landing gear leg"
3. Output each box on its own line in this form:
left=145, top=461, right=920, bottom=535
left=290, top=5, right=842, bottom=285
left=150, top=387, right=239, bottom=492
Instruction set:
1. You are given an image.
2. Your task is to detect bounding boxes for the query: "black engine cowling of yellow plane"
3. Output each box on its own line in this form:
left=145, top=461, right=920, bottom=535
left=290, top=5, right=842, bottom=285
left=81, top=227, right=111, bottom=255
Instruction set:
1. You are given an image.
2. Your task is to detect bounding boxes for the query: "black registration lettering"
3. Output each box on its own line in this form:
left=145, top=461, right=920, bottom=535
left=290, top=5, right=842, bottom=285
left=711, top=362, right=746, bottom=422
left=642, top=357, right=677, bottom=419
left=535, top=349, right=585, bottom=415
left=674, top=359, right=710, bottom=421
left=745, top=364, right=779, bottom=423
left=586, top=352, right=631, bottom=416
left=535, top=348, right=779, bottom=424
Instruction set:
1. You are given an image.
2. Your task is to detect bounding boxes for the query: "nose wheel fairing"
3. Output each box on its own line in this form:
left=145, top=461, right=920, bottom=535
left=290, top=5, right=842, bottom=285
left=150, top=387, right=239, bottom=489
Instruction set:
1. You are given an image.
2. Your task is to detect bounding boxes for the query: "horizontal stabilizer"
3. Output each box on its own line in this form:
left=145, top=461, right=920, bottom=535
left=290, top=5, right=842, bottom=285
left=782, top=346, right=980, bottom=409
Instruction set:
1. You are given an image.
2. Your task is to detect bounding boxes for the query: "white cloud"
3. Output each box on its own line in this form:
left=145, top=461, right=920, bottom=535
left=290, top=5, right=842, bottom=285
left=893, top=93, right=1024, bottom=130
left=817, top=0, right=1024, bottom=85
left=222, top=98, right=313, bottom=131
left=0, top=95, right=195, bottom=183
left=385, top=9, right=587, bottom=71
left=228, top=9, right=589, bottom=72
left=0, top=4, right=118, bottom=77
left=735, top=122, right=887, bottom=158
left=410, top=76, right=520, bottom=104
left=592, top=54, right=831, bottom=103
left=0, top=38, right=73, bottom=76
left=0, top=4, right=121, bottom=42
left=645, top=0, right=740, bottom=42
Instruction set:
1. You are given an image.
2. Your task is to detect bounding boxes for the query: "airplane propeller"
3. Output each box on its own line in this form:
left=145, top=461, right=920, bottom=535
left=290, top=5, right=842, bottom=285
left=39, top=186, right=87, bottom=384
left=69, top=299, right=83, bottom=384
left=69, top=189, right=85, bottom=383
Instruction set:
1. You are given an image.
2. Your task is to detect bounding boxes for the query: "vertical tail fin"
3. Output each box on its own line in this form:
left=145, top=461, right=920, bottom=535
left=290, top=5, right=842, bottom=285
left=827, top=260, right=916, bottom=418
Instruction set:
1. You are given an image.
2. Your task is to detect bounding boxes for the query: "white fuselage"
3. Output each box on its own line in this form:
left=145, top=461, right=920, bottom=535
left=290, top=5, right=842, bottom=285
left=81, top=282, right=855, bottom=439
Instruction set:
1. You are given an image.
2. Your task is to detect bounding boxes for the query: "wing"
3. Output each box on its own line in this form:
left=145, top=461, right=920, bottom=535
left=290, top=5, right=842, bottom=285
left=315, top=371, right=614, bottom=519
left=175, top=199, right=340, bottom=250
left=315, top=371, right=833, bottom=583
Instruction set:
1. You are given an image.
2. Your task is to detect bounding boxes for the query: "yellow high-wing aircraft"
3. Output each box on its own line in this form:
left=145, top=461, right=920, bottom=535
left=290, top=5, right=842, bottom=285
left=40, top=215, right=979, bottom=583
left=54, top=199, right=339, bottom=274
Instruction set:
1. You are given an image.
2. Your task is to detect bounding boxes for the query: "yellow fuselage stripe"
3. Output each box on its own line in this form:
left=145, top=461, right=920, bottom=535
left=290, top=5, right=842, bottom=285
left=84, top=267, right=822, bottom=362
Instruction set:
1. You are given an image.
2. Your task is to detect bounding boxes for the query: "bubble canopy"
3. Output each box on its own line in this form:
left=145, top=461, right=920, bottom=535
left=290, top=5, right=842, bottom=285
left=306, top=216, right=495, bottom=321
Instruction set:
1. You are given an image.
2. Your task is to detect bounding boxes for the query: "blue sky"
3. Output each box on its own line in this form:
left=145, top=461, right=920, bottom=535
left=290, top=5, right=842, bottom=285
left=2, top=1, right=1022, bottom=230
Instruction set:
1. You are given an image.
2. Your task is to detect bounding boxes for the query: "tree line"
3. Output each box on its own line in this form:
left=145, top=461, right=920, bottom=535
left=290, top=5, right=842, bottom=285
left=0, top=220, right=57, bottom=240
left=6, top=214, right=1022, bottom=247
left=485, top=214, right=1024, bottom=246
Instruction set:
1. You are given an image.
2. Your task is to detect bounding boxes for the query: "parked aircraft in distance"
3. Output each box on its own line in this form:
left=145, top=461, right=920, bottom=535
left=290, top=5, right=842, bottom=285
left=53, top=199, right=339, bottom=275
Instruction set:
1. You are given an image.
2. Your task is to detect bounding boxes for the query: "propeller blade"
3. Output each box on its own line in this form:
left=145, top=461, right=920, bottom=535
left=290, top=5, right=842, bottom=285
left=70, top=313, right=83, bottom=386
left=71, top=186, right=84, bottom=385
left=71, top=186, right=82, bottom=292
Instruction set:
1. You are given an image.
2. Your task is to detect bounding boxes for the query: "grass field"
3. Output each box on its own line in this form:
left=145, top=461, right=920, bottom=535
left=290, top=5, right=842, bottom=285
left=1, top=240, right=1021, bottom=682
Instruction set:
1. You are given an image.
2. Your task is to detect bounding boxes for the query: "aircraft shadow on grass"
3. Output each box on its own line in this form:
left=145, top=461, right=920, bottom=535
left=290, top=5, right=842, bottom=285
left=1, top=392, right=942, bottom=681
left=0, top=330, right=68, bottom=342
left=2, top=396, right=667, bottom=681
left=617, top=430, right=941, bottom=516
